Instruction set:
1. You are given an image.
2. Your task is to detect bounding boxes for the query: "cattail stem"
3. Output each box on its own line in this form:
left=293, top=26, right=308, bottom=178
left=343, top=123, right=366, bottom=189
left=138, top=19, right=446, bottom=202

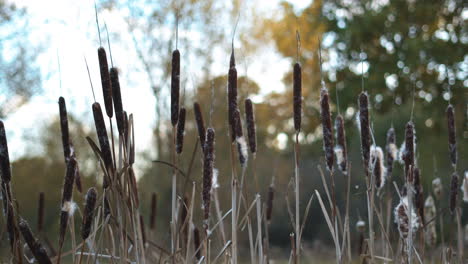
left=294, top=132, right=300, bottom=263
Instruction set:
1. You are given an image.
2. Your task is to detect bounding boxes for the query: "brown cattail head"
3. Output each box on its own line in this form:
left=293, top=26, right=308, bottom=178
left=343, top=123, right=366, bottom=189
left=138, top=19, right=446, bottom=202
left=334, top=114, right=348, bottom=174
left=202, top=128, right=215, bottom=221
left=413, top=168, right=424, bottom=224
left=194, top=102, right=206, bottom=150
left=449, top=172, right=459, bottom=214
left=58, top=97, right=71, bottom=163
left=0, top=121, right=12, bottom=183
left=149, top=192, right=157, bottom=230
left=266, top=184, right=274, bottom=222
left=110, top=67, right=125, bottom=135
left=193, top=227, right=201, bottom=260
left=139, top=214, right=146, bottom=246
left=446, top=104, right=457, bottom=167
left=92, top=102, right=113, bottom=177
left=171, top=49, right=180, bottom=126
left=2, top=184, right=16, bottom=249
left=394, top=196, right=420, bottom=239
left=73, top=156, right=82, bottom=193
left=176, top=107, right=186, bottom=154
left=233, top=109, right=247, bottom=167
left=403, top=121, right=415, bottom=180
left=61, top=158, right=77, bottom=205
left=81, top=187, right=97, bottom=240
left=19, top=218, right=52, bottom=264
left=228, top=51, right=238, bottom=142
left=245, top=99, right=257, bottom=154
left=123, top=111, right=129, bottom=141
left=385, top=127, right=397, bottom=178
left=358, top=92, right=371, bottom=175
left=98, top=47, right=113, bottom=118
left=38, top=192, right=45, bottom=232
left=320, top=88, right=334, bottom=171
left=293, top=63, right=302, bottom=132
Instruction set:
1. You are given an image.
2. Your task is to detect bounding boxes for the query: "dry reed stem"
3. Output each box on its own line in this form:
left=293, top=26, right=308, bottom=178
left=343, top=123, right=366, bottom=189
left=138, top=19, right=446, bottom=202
left=446, top=104, right=457, bottom=168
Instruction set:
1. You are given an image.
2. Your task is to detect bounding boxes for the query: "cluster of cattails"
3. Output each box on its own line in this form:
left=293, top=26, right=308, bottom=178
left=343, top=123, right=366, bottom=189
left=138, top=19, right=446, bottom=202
left=320, top=87, right=334, bottom=171
left=424, top=196, right=437, bottom=247
left=357, top=92, right=371, bottom=175
left=334, top=115, right=348, bottom=174
left=202, top=128, right=215, bottom=223
left=369, top=145, right=386, bottom=190
left=394, top=196, right=420, bottom=239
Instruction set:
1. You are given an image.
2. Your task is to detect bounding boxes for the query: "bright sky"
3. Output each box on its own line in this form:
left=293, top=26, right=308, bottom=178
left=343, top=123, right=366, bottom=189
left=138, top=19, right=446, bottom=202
left=5, top=0, right=311, bottom=164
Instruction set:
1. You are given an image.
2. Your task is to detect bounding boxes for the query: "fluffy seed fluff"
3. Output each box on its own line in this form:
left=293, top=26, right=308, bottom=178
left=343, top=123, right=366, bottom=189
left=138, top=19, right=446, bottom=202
left=432, top=177, right=442, bottom=200
left=370, top=145, right=386, bottom=190
left=394, top=196, right=420, bottom=239
left=356, top=220, right=366, bottom=233
left=462, top=171, right=468, bottom=203
left=424, top=195, right=437, bottom=247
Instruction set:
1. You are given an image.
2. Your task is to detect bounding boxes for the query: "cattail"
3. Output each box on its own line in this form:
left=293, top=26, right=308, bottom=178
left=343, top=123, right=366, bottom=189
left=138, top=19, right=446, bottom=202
left=194, top=102, right=206, bottom=150
left=139, top=215, right=146, bottom=246
left=449, top=172, right=458, bottom=214
left=59, top=158, right=77, bottom=247
left=0, top=121, right=12, bottom=183
left=193, top=227, right=201, bottom=260
left=92, top=102, right=113, bottom=177
left=446, top=104, right=457, bottom=167
left=394, top=196, right=420, bottom=239
left=385, top=127, right=397, bottom=177
left=202, top=128, right=215, bottom=221
left=424, top=196, right=437, bottom=246
left=123, top=111, right=129, bottom=141
left=293, top=62, right=302, bottom=132
left=245, top=99, right=257, bottom=154
left=432, top=178, right=442, bottom=200
left=3, top=187, right=16, bottom=249
left=81, top=187, right=97, bottom=240
left=58, top=97, right=71, bottom=163
left=413, top=168, right=424, bottom=224
left=19, top=218, right=52, bottom=264
left=334, top=115, right=347, bottom=174
left=73, top=156, right=82, bottom=193
left=176, top=107, right=186, bottom=154
left=110, top=67, right=125, bottom=135
left=38, top=192, right=45, bottom=232
left=98, top=47, right=113, bottom=118
left=266, top=185, right=274, bottom=222
left=370, top=145, right=386, bottom=190
left=462, top=171, right=468, bottom=203
left=149, top=192, right=157, bottom=230
left=171, top=49, right=180, bottom=126
left=233, top=109, right=247, bottom=167
left=179, top=196, right=188, bottom=245
left=320, top=88, right=334, bottom=171
left=403, top=121, right=415, bottom=180
left=358, top=92, right=371, bottom=175
left=228, top=51, right=238, bottom=142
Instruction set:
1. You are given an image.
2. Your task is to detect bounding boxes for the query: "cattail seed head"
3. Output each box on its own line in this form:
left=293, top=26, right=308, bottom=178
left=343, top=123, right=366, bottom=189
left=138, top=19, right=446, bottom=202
left=403, top=121, right=416, bottom=180
left=334, top=115, right=347, bottom=174
left=194, top=102, right=206, bottom=150
left=92, top=102, right=113, bottom=177
left=0, top=121, right=12, bottom=183
left=81, top=187, right=97, bottom=240
left=293, top=62, right=302, bottom=132
left=202, top=128, right=215, bottom=221
left=245, top=99, right=257, bottom=154
left=58, top=97, right=71, bottom=163
left=123, top=111, right=129, bottom=141
left=38, top=192, right=45, bottom=232
left=171, top=49, right=180, bottom=126
left=432, top=178, right=442, bottom=200
left=150, top=192, right=157, bottom=230
left=446, top=104, right=457, bottom=167
left=228, top=51, right=238, bottom=142
left=19, top=218, right=52, bottom=264
left=370, top=145, right=386, bottom=190
left=394, top=196, right=420, bottom=239
left=98, top=47, right=113, bottom=118
left=449, top=172, right=458, bottom=214
left=462, top=171, right=468, bottom=203
left=110, top=67, right=125, bottom=135
left=176, top=108, right=186, bottom=154
left=194, top=227, right=201, bottom=260
left=358, top=92, right=371, bottom=175
left=385, top=127, right=397, bottom=177
left=424, top=196, right=437, bottom=246
left=413, top=168, right=424, bottom=224
left=233, top=109, right=247, bottom=167
left=320, top=88, right=334, bottom=171
left=266, top=184, right=274, bottom=222
left=61, top=158, right=77, bottom=205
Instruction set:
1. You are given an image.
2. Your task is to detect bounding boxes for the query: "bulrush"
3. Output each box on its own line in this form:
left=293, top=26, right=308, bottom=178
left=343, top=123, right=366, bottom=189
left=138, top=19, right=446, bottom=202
left=424, top=196, right=437, bottom=247
left=59, top=158, right=77, bottom=251
left=293, top=62, right=302, bottom=132
left=194, top=102, right=206, bottom=150
left=370, top=145, right=386, bottom=190
left=0, top=121, right=12, bottom=183
left=446, top=104, right=457, bottom=167
left=171, top=49, right=180, bottom=126
left=245, top=99, right=257, bottom=154
left=413, top=168, right=424, bottom=224
left=462, top=171, right=468, bottom=203
left=385, top=127, right=397, bottom=177
left=266, top=184, right=274, bottom=223
left=176, top=107, right=186, bottom=154
left=202, top=128, right=215, bottom=223
left=150, top=192, right=157, bottom=230
left=449, top=172, right=458, bottom=214
left=394, top=196, right=420, bottom=239
left=334, top=114, right=347, bottom=174
left=234, top=109, right=247, bottom=167
left=92, top=102, right=113, bottom=180
left=110, top=67, right=125, bottom=135
left=81, top=187, right=97, bottom=241
left=403, top=121, right=415, bottom=180
left=58, top=97, right=71, bottom=162
left=139, top=215, right=146, bottom=246
left=228, top=50, right=238, bottom=142
left=194, top=227, right=201, bottom=260
left=19, top=218, right=52, bottom=264
left=358, top=92, right=371, bottom=175
left=98, top=47, right=113, bottom=118
left=320, top=87, right=334, bottom=171
left=38, top=192, right=45, bottom=232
